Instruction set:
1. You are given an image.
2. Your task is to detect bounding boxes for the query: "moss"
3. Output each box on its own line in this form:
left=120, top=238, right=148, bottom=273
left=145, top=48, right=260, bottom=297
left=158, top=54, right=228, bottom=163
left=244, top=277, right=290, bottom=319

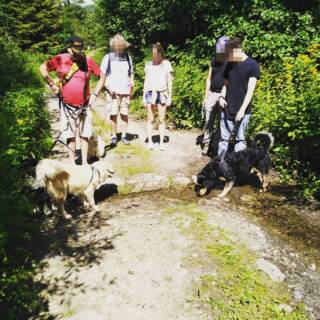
left=113, top=143, right=154, bottom=178
left=61, top=308, right=76, bottom=318
left=118, top=184, right=135, bottom=195
left=163, top=202, right=307, bottom=319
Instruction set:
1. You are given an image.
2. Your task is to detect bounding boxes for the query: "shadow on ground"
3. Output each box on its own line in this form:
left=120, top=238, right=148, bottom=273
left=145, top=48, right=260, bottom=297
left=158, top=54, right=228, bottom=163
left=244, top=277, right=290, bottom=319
left=15, top=184, right=119, bottom=319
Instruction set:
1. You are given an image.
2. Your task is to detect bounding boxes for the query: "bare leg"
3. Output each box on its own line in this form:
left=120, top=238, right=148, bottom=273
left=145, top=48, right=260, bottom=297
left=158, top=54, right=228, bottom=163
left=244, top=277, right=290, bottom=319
left=217, top=180, right=235, bottom=198
left=67, top=138, right=76, bottom=163
left=81, top=137, right=89, bottom=165
left=120, top=114, right=128, bottom=137
left=110, top=115, right=118, bottom=137
left=147, top=104, right=155, bottom=144
left=158, top=104, right=167, bottom=145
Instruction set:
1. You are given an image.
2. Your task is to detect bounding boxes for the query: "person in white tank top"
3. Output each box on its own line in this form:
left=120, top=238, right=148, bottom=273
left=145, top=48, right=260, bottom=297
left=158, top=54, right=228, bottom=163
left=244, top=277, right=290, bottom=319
left=142, top=43, right=173, bottom=151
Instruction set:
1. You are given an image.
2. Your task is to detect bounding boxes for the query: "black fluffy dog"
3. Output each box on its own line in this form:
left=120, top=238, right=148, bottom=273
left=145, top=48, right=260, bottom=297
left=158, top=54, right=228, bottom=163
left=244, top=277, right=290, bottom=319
left=196, top=132, right=273, bottom=197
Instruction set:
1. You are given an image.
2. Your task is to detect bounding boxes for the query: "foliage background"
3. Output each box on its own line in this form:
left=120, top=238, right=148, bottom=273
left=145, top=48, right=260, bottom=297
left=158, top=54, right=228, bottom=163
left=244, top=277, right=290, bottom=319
left=0, top=0, right=319, bottom=317
left=0, top=27, right=51, bottom=320
left=94, top=0, right=320, bottom=197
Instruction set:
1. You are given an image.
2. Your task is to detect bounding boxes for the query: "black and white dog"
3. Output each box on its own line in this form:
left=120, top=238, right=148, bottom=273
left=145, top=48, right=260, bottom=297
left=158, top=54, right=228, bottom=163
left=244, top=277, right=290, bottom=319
left=195, top=132, right=274, bottom=197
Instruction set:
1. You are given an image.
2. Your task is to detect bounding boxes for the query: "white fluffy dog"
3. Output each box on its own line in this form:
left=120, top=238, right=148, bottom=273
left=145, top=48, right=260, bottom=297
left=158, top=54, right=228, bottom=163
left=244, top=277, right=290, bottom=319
left=34, top=159, right=114, bottom=218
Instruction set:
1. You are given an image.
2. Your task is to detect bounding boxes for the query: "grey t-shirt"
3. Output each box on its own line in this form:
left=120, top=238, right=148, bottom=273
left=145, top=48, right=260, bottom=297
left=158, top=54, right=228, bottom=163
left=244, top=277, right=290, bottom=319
left=100, top=52, right=133, bottom=95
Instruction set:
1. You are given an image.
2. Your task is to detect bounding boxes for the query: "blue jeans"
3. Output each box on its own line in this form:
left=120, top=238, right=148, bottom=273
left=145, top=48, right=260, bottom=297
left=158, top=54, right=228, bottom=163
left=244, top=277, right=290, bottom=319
left=218, top=112, right=251, bottom=155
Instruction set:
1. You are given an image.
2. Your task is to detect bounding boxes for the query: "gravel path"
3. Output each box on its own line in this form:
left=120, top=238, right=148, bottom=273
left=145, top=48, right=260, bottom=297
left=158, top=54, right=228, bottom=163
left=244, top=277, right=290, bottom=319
left=34, top=96, right=320, bottom=320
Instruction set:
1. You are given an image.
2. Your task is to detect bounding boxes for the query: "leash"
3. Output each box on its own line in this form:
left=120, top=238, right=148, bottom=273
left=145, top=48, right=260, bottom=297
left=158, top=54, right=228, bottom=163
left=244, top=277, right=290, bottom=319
left=88, top=166, right=101, bottom=187
left=219, top=109, right=243, bottom=162
left=97, top=102, right=109, bottom=136
left=46, top=95, right=89, bottom=156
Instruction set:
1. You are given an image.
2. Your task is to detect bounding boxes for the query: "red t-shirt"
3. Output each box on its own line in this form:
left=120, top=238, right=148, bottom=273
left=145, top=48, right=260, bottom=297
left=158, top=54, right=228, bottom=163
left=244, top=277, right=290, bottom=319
left=46, top=53, right=100, bottom=106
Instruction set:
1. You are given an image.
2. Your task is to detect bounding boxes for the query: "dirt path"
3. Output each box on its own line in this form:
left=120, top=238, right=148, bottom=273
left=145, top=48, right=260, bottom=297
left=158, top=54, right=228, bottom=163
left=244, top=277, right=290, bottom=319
left=34, top=96, right=320, bottom=319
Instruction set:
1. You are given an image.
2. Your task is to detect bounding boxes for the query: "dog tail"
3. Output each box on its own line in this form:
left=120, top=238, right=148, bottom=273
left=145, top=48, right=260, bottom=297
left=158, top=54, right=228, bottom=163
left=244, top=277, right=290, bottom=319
left=33, top=159, right=64, bottom=189
left=253, top=132, right=274, bottom=150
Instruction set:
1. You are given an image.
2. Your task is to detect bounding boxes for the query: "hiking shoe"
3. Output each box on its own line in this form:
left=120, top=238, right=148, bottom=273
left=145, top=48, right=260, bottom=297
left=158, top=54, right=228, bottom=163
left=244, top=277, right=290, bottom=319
left=121, top=137, right=130, bottom=145
left=202, top=143, right=209, bottom=156
left=111, top=136, right=117, bottom=146
left=159, top=142, right=166, bottom=151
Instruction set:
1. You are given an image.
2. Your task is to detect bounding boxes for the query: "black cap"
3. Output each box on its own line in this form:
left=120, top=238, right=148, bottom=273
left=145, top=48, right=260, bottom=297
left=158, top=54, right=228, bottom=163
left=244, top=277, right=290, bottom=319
left=66, top=36, right=84, bottom=53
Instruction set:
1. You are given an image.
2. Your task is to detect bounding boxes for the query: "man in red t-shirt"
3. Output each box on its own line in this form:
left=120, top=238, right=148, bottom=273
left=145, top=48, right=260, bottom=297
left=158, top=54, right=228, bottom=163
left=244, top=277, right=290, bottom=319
left=39, top=36, right=102, bottom=164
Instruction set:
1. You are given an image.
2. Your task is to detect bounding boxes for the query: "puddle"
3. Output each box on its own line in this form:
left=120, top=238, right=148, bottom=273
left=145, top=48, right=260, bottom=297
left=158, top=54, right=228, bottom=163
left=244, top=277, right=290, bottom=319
left=159, top=183, right=320, bottom=267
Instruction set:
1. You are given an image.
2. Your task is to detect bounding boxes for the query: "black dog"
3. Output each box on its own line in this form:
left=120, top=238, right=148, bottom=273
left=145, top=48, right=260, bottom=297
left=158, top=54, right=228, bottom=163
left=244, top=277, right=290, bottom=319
left=196, top=132, right=273, bottom=197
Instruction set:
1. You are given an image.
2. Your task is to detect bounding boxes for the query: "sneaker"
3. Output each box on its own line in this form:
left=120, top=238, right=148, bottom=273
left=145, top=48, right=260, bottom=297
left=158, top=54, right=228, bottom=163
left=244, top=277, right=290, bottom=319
left=147, top=142, right=154, bottom=150
left=202, top=143, right=209, bottom=156
left=121, top=137, right=130, bottom=145
left=159, top=142, right=166, bottom=151
left=111, top=136, right=117, bottom=146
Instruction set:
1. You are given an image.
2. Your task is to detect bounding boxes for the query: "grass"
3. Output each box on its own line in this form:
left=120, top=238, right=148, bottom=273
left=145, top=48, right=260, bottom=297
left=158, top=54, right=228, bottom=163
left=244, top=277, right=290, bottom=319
left=61, top=308, right=76, bottom=318
left=92, top=111, right=112, bottom=143
left=130, top=98, right=147, bottom=120
left=164, top=202, right=307, bottom=319
left=118, top=183, right=135, bottom=195
left=113, top=143, right=154, bottom=178
left=93, top=107, right=153, bottom=178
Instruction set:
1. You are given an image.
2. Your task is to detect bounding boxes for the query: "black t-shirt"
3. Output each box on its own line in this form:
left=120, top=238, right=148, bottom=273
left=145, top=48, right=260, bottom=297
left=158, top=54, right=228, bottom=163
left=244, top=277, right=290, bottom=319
left=210, top=58, right=228, bottom=92
left=224, top=57, right=260, bottom=118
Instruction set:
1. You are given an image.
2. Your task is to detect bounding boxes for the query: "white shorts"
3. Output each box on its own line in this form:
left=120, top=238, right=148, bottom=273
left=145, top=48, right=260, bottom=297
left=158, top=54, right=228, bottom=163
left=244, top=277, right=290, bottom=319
left=107, top=94, right=130, bottom=116
left=60, top=106, right=93, bottom=140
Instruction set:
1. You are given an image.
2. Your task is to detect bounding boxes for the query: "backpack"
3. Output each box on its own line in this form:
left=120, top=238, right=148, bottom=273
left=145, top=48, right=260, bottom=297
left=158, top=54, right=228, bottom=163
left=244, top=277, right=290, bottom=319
left=106, top=52, right=132, bottom=77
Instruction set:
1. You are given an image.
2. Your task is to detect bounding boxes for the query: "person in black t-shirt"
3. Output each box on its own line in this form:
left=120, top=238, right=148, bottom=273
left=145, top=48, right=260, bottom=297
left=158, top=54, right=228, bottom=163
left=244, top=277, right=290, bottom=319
left=201, top=36, right=229, bottom=156
left=218, top=37, right=260, bottom=155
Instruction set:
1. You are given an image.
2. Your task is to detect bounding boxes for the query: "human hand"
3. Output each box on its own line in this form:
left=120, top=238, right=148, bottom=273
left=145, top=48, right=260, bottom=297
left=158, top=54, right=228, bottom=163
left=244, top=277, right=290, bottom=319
left=219, top=96, right=227, bottom=108
left=235, top=109, right=245, bottom=122
left=88, top=93, right=97, bottom=108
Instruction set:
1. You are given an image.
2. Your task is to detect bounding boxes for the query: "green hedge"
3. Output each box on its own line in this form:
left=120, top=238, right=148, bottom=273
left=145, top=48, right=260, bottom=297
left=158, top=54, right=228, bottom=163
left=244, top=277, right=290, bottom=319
left=0, top=37, right=51, bottom=318
left=123, top=43, right=320, bottom=197
left=249, top=44, right=320, bottom=196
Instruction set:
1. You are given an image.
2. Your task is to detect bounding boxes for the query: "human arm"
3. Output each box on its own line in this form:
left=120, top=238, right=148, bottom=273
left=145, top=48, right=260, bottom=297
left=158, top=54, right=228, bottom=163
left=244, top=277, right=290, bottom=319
left=39, top=62, right=59, bottom=94
left=88, top=71, right=106, bottom=108
left=218, top=82, right=227, bottom=108
left=166, top=71, right=173, bottom=106
left=203, top=67, right=212, bottom=105
left=235, top=77, right=257, bottom=122
left=129, top=73, right=134, bottom=99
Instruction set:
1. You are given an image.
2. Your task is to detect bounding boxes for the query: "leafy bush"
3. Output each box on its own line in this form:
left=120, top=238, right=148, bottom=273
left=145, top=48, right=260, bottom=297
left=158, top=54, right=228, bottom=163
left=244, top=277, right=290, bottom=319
left=169, top=53, right=207, bottom=128
left=249, top=43, right=320, bottom=196
left=0, top=37, right=51, bottom=318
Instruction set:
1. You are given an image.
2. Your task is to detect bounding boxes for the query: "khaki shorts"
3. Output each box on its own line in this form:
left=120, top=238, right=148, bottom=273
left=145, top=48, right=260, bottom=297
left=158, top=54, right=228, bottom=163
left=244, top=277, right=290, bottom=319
left=60, top=106, right=93, bottom=140
left=108, top=95, right=130, bottom=116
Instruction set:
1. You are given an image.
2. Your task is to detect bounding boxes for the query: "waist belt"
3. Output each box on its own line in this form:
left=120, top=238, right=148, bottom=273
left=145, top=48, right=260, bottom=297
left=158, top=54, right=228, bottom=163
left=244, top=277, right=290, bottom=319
left=59, top=98, right=88, bottom=134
